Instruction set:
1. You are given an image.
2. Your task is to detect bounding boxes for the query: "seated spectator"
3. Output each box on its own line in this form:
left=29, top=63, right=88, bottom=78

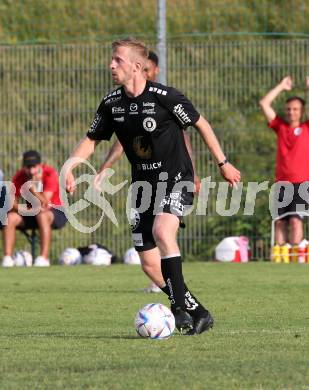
left=1, top=150, right=67, bottom=267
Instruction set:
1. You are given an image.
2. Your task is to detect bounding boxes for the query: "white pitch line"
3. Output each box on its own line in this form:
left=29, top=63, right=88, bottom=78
left=215, top=329, right=307, bottom=335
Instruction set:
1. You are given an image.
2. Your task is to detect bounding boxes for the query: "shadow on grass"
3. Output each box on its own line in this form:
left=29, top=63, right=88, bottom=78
left=2, top=332, right=146, bottom=340
left=3, top=331, right=181, bottom=340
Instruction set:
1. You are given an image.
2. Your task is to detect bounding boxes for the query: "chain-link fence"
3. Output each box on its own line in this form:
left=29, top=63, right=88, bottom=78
left=1, top=40, right=309, bottom=261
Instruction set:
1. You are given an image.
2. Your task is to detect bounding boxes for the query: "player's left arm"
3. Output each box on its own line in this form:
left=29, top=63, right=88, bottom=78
left=159, top=87, right=240, bottom=186
left=194, top=115, right=241, bottom=186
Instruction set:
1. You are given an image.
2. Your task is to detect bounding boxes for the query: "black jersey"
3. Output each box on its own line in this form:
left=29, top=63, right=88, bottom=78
left=87, top=81, right=200, bottom=184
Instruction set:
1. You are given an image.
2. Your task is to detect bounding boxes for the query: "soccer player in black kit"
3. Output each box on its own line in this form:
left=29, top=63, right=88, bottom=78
left=65, top=38, right=241, bottom=335
left=99, top=50, right=200, bottom=295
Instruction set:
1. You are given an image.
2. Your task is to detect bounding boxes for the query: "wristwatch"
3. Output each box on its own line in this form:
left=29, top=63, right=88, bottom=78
left=218, top=159, right=228, bottom=167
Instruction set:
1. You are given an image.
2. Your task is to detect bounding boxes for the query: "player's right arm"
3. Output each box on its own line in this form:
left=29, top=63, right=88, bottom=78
left=93, top=140, right=124, bottom=191
left=65, top=98, right=115, bottom=194
left=65, top=137, right=100, bottom=194
left=99, top=140, right=124, bottom=171
left=259, top=76, right=293, bottom=123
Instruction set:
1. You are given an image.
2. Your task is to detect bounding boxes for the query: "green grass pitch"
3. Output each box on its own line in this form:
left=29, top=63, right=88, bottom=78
left=1, top=263, right=309, bottom=389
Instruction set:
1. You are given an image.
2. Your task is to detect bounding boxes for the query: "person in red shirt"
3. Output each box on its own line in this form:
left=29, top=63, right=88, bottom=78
left=1, top=150, right=67, bottom=267
left=259, top=76, right=309, bottom=246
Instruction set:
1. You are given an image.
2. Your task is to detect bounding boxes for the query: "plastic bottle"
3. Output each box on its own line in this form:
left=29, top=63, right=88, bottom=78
left=236, top=236, right=249, bottom=263
left=280, top=243, right=291, bottom=264
left=291, top=245, right=299, bottom=263
left=271, top=244, right=281, bottom=263
left=298, top=240, right=308, bottom=264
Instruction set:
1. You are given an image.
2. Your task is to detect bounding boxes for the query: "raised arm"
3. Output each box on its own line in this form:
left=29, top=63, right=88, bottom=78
left=194, top=116, right=241, bottom=186
left=65, top=137, right=99, bottom=194
left=259, top=76, right=293, bottom=123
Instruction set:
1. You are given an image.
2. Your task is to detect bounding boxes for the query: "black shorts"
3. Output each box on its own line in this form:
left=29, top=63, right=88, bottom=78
left=20, top=208, right=67, bottom=230
left=276, top=183, right=309, bottom=220
left=130, top=185, right=194, bottom=252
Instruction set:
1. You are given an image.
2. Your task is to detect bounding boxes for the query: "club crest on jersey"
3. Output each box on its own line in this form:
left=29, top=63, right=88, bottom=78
left=294, top=127, right=302, bottom=136
left=143, top=117, right=157, bottom=132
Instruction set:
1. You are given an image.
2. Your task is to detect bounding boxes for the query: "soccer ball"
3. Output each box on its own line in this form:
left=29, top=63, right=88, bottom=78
left=14, top=250, right=33, bottom=267
left=124, top=247, right=141, bottom=265
left=83, top=247, right=112, bottom=266
left=135, top=303, right=175, bottom=339
left=59, top=248, right=82, bottom=266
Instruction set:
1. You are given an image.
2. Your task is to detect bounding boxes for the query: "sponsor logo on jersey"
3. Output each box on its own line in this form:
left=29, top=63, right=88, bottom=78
left=133, top=136, right=152, bottom=159
left=104, top=89, right=122, bottom=100
left=142, top=109, right=156, bottom=114
left=149, top=86, right=168, bottom=95
left=114, top=116, right=124, bottom=122
left=143, top=102, right=155, bottom=107
left=132, top=233, right=143, bottom=246
left=173, top=104, right=191, bottom=124
left=294, top=127, right=302, bottom=136
left=88, top=113, right=101, bottom=133
left=136, top=161, right=162, bottom=171
left=105, top=96, right=122, bottom=105
left=130, top=103, right=138, bottom=112
left=112, top=107, right=125, bottom=114
left=142, top=102, right=156, bottom=114
left=169, top=191, right=181, bottom=200
left=159, top=193, right=185, bottom=215
left=143, top=117, right=157, bottom=132
left=130, top=209, right=140, bottom=231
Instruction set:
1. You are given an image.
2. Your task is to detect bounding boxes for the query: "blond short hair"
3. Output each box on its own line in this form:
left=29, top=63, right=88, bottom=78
left=112, top=37, right=149, bottom=60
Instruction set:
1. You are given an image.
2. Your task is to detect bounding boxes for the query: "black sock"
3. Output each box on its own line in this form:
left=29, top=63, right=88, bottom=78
left=161, top=285, right=170, bottom=295
left=184, top=282, right=208, bottom=318
left=161, top=255, right=185, bottom=310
